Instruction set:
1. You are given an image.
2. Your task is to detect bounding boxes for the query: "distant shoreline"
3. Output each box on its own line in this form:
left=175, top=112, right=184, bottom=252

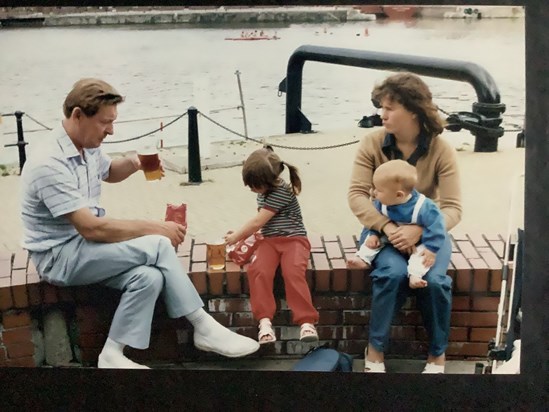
left=0, top=6, right=524, bottom=28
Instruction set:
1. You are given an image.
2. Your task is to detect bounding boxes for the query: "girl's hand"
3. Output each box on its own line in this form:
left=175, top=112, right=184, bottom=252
left=387, top=225, right=423, bottom=252
left=224, top=230, right=237, bottom=246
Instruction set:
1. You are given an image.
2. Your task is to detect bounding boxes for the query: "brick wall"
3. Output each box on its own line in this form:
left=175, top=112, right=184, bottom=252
left=0, top=233, right=509, bottom=367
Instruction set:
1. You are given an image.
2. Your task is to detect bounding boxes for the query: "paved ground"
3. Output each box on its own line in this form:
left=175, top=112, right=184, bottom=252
left=0, top=127, right=525, bottom=251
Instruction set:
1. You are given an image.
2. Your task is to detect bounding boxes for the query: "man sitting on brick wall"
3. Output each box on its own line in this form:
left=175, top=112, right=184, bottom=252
left=20, top=78, right=259, bottom=369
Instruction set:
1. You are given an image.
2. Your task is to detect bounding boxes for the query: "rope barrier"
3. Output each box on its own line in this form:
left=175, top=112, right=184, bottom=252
left=114, top=114, right=182, bottom=125
left=198, top=110, right=360, bottom=151
left=103, top=112, right=187, bottom=144
left=24, top=113, right=53, bottom=131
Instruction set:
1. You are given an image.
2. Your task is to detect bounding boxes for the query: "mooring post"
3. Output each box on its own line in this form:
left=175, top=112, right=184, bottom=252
left=5, top=111, right=29, bottom=174
left=187, top=106, right=202, bottom=183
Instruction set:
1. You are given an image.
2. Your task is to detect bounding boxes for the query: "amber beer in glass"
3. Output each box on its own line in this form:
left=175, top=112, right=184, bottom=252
left=138, top=149, right=162, bottom=181
left=207, top=240, right=226, bottom=271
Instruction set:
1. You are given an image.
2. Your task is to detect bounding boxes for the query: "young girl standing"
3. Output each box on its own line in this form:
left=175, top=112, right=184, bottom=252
left=225, top=147, right=319, bottom=344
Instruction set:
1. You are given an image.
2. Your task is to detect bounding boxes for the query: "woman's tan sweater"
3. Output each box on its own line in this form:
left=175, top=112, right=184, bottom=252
left=348, top=128, right=462, bottom=233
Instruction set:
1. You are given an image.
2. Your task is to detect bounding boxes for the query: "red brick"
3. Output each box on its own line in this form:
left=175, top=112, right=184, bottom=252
left=390, top=325, right=416, bottom=340
left=341, top=310, right=370, bottom=325
left=178, top=257, right=190, bottom=272
left=207, top=271, right=224, bottom=295
left=2, top=327, right=32, bottom=344
left=446, top=342, right=487, bottom=357
left=488, top=239, right=505, bottom=258
left=78, top=333, right=107, bottom=348
left=484, top=233, right=503, bottom=241
left=455, top=272, right=472, bottom=293
left=340, top=325, right=365, bottom=340
left=314, top=296, right=366, bottom=310
left=471, top=268, right=489, bottom=292
left=449, top=327, right=469, bottom=342
left=225, top=271, right=242, bottom=295
left=331, top=259, right=348, bottom=292
left=232, top=312, right=255, bottom=327
left=337, top=339, right=368, bottom=355
left=490, top=270, right=503, bottom=292
left=470, top=328, right=497, bottom=342
left=451, top=312, right=498, bottom=327
left=207, top=298, right=250, bottom=313
left=26, top=283, right=41, bottom=306
left=5, top=356, right=36, bottom=367
left=317, top=325, right=342, bottom=340
left=478, top=249, right=503, bottom=271
left=209, top=312, right=232, bottom=327
left=468, top=233, right=489, bottom=248
left=42, top=283, right=58, bottom=304
left=0, top=347, right=6, bottom=362
left=325, top=242, right=343, bottom=259
left=11, top=286, right=29, bottom=309
left=308, top=233, right=323, bottom=251
left=12, top=250, right=28, bottom=270
left=451, top=253, right=471, bottom=271
left=318, top=310, right=340, bottom=325
left=450, top=232, right=468, bottom=241
left=349, top=268, right=366, bottom=292
left=451, top=296, right=470, bottom=311
left=2, top=310, right=32, bottom=328
left=472, top=297, right=500, bottom=312
left=311, top=253, right=330, bottom=291
left=456, top=240, right=480, bottom=259
left=191, top=243, right=207, bottom=262
left=0, top=258, right=11, bottom=278
left=0, top=284, right=13, bottom=311
left=339, top=235, right=357, bottom=251
left=177, top=237, right=193, bottom=257
left=6, top=341, right=35, bottom=358
left=190, top=261, right=207, bottom=274
left=57, top=288, right=75, bottom=303
left=323, top=234, right=338, bottom=242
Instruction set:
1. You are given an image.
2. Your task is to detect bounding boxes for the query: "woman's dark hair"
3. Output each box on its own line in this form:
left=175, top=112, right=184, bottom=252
left=371, top=72, right=444, bottom=138
left=242, top=147, right=302, bottom=195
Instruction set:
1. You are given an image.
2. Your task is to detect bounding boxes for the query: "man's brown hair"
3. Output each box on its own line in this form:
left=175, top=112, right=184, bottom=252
left=63, top=78, right=124, bottom=118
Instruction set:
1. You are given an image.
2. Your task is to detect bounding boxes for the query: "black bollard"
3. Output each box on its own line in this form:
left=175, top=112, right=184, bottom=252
left=187, top=106, right=202, bottom=184
left=471, top=102, right=506, bottom=152
left=5, top=111, right=29, bottom=174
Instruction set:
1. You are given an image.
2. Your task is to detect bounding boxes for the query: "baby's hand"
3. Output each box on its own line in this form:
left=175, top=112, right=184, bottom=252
left=409, top=275, right=428, bottom=289
left=421, top=249, right=436, bottom=268
left=365, top=234, right=380, bottom=249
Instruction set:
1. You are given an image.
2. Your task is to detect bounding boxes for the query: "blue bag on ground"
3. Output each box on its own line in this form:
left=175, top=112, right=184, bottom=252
left=291, top=344, right=354, bottom=372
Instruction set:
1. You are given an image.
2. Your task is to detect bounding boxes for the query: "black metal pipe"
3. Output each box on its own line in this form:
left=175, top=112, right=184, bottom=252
left=187, top=106, right=202, bottom=184
left=285, top=45, right=505, bottom=152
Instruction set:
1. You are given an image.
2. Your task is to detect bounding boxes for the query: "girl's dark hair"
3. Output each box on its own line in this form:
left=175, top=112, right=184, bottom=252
left=371, top=72, right=444, bottom=138
left=242, top=147, right=302, bottom=195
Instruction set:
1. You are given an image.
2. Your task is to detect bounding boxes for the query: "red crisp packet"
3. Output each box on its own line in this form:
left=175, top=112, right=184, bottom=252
left=227, top=232, right=264, bottom=266
left=165, top=203, right=187, bottom=225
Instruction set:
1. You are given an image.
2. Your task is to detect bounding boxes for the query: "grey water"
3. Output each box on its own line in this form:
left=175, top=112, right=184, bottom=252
left=0, top=18, right=524, bottom=165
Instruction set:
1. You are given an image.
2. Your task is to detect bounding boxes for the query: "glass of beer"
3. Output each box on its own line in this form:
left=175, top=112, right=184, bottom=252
left=138, top=148, right=162, bottom=181
left=207, top=239, right=226, bottom=271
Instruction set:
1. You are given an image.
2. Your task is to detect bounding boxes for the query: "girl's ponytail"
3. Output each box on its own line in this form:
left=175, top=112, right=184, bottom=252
left=282, top=160, right=302, bottom=195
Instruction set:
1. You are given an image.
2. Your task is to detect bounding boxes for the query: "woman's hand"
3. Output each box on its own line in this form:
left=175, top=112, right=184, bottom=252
left=387, top=224, right=423, bottom=252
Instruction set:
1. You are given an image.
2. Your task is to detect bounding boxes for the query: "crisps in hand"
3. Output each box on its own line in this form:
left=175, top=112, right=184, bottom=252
left=227, top=232, right=264, bottom=266
left=165, top=203, right=187, bottom=225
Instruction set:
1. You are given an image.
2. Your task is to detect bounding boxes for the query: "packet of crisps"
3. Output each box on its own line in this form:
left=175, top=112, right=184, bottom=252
left=165, top=203, right=187, bottom=226
left=227, top=232, right=264, bottom=266
left=165, top=203, right=187, bottom=252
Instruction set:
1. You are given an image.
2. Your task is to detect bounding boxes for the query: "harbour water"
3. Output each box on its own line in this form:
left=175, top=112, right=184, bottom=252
left=0, top=17, right=524, bottom=165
